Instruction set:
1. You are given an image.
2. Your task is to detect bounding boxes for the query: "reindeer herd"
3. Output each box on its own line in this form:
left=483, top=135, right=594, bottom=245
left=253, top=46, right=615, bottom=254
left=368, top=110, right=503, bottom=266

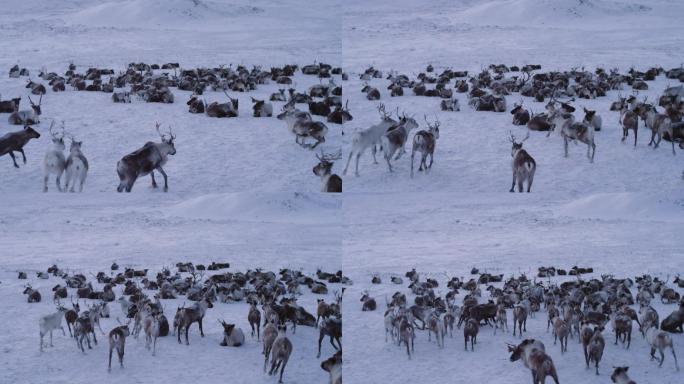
left=1, top=61, right=348, bottom=192
left=15, top=262, right=346, bottom=383
left=2, top=62, right=684, bottom=192
left=357, top=267, right=684, bottom=383
left=346, top=64, right=684, bottom=187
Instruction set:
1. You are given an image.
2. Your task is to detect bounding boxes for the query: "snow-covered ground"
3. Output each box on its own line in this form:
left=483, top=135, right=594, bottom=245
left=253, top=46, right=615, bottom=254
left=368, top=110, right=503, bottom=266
left=2, top=0, right=684, bottom=383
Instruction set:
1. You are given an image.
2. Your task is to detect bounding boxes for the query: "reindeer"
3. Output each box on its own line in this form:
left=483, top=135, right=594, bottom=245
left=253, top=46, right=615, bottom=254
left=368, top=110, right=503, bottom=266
left=317, top=317, right=341, bottom=358
left=269, top=325, right=293, bottom=384
left=277, top=100, right=328, bottom=148
left=583, top=107, right=602, bottom=131
left=251, top=97, right=273, bottom=117
left=509, top=131, right=536, bottom=193
left=108, top=323, right=131, bottom=372
left=39, top=305, right=68, bottom=351
left=270, top=89, right=287, bottom=102
left=441, top=98, right=460, bottom=112
left=43, top=121, right=66, bottom=192
left=611, top=311, right=633, bottom=349
left=380, top=113, right=419, bottom=172
left=508, top=339, right=559, bottom=384
left=360, top=292, right=377, bottom=311
left=8, top=95, right=41, bottom=125
left=73, top=311, right=96, bottom=352
left=263, top=322, right=278, bottom=372
left=112, top=92, right=131, bottom=103
left=549, top=108, right=596, bottom=162
left=636, top=104, right=676, bottom=155
left=205, top=91, right=238, bottom=117
left=620, top=104, right=639, bottom=147
left=64, top=300, right=80, bottom=337
left=321, top=351, right=342, bottom=384
left=186, top=94, right=204, bottom=113
left=117, top=123, right=176, bottom=192
left=26, top=79, right=46, bottom=95
left=551, top=316, right=570, bottom=353
left=643, top=320, right=679, bottom=370
left=610, top=367, right=635, bottom=384
left=511, top=102, right=531, bottom=125
left=342, top=103, right=397, bottom=176
left=143, top=312, right=161, bottom=355
left=177, top=296, right=213, bottom=345
left=513, top=305, right=528, bottom=336
left=398, top=316, right=415, bottom=359
left=23, top=285, right=41, bottom=303
left=247, top=302, right=261, bottom=340
left=327, top=100, right=353, bottom=128
left=314, top=151, right=342, bottom=192
left=463, top=317, right=478, bottom=351
left=64, top=134, right=89, bottom=192
left=587, top=326, right=605, bottom=375
left=219, top=320, right=245, bottom=347
left=0, top=96, right=21, bottom=113
left=410, top=115, right=439, bottom=177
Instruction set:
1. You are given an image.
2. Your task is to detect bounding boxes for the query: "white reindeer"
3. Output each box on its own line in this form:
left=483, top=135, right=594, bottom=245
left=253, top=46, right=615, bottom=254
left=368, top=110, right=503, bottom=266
left=343, top=104, right=397, bottom=176
left=43, top=121, right=66, bottom=192
left=64, top=135, right=89, bottom=192
left=39, top=306, right=68, bottom=352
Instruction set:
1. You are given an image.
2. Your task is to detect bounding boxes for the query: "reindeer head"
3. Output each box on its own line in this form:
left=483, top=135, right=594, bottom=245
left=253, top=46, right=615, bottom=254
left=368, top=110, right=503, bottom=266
left=23, top=125, right=40, bottom=139
left=313, top=150, right=342, bottom=177
left=28, top=94, right=42, bottom=115
left=218, top=319, right=235, bottom=335
left=507, top=339, right=535, bottom=362
left=48, top=120, right=66, bottom=148
left=424, top=115, right=441, bottom=139
left=155, top=122, right=176, bottom=155
left=509, top=131, right=529, bottom=156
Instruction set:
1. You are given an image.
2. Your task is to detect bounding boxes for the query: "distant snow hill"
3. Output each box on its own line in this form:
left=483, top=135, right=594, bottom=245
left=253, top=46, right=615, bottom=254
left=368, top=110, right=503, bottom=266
left=65, top=0, right=265, bottom=29
left=453, top=0, right=655, bottom=27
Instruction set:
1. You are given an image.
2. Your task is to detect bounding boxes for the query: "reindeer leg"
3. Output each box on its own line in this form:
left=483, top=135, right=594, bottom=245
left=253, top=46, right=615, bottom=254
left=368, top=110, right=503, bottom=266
left=410, top=151, right=415, bottom=178
left=278, top=358, right=288, bottom=384
left=156, top=167, right=169, bottom=192
left=371, top=146, right=378, bottom=164
left=9, top=152, right=19, bottom=168
left=44, top=175, right=49, bottom=192
left=199, top=318, right=204, bottom=337
left=510, top=173, right=516, bottom=193
left=342, top=151, right=353, bottom=176
left=19, top=148, right=27, bottom=164
left=150, top=171, right=158, bottom=188
left=56, top=173, right=63, bottom=192
left=564, top=137, right=569, bottom=157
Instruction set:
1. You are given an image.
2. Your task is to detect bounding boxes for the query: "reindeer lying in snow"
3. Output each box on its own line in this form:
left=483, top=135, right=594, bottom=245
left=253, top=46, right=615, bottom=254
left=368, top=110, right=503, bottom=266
left=277, top=100, right=327, bottom=149
left=8, top=95, right=41, bottom=125
left=313, top=151, right=342, bottom=192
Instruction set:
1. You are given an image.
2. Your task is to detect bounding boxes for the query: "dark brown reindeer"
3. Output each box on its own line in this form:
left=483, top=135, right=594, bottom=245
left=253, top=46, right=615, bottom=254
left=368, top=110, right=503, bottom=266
left=205, top=91, right=238, bottom=118
left=186, top=95, right=204, bottom=113
left=108, top=323, right=131, bottom=372
left=410, top=115, right=440, bottom=178
left=511, top=102, right=531, bottom=125
left=509, top=132, right=536, bottom=193
left=1, top=126, right=40, bottom=168
left=116, top=123, right=176, bottom=192
left=313, top=151, right=342, bottom=193
left=0, top=96, right=21, bottom=113
left=23, top=285, right=42, bottom=303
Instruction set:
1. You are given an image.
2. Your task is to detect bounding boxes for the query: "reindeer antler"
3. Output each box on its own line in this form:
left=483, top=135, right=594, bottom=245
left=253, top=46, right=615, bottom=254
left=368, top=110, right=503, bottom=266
left=155, top=122, right=166, bottom=141
left=316, top=149, right=343, bottom=163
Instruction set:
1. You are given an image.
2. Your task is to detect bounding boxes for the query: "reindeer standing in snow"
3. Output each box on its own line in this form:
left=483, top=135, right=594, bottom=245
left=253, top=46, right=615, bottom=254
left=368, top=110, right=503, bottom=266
left=43, top=121, right=66, bottom=192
